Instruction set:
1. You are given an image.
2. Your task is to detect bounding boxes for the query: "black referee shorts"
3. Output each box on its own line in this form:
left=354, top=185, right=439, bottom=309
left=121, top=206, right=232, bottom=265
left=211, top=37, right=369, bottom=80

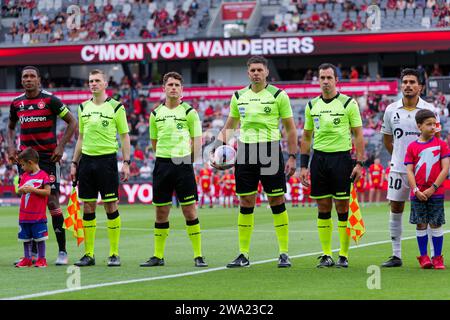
left=17, top=153, right=60, bottom=195
left=152, top=157, right=198, bottom=206
left=234, top=141, right=286, bottom=197
left=78, top=153, right=119, bottom=202
left=310, top=150, right=353, bottom=200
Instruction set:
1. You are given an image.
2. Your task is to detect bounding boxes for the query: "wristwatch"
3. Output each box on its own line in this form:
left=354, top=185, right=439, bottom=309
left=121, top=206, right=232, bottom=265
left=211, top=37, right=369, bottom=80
left=413, top=187, right=420, bottom=193
left=123, top=160, right=131, bottom=165
left=288, top=154, right=297, bottom=159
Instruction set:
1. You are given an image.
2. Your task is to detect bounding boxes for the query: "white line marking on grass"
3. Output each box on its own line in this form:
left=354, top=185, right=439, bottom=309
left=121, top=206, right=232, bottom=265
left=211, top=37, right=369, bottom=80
left=4, top=231, right=449, bottom=300
left=97, top=226, right=412, bottom=234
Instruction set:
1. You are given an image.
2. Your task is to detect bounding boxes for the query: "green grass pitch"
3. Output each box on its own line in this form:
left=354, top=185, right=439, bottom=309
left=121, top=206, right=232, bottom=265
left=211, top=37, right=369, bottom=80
left=1, top=202, right=449, bottom=300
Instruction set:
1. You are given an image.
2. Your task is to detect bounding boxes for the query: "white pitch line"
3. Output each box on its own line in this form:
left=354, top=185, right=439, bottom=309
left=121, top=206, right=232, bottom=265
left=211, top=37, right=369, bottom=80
left=96, top=226, right=416, bottom=234
left=5, top=231, right=449, bottom=301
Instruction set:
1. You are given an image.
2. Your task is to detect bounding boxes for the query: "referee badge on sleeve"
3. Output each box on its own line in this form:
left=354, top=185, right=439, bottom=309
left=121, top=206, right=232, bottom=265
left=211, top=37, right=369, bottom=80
left=314, top=117, right=320, bottom=129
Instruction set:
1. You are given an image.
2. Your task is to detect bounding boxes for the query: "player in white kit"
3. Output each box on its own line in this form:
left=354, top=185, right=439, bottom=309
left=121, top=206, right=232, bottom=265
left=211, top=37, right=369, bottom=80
left=381, top=68, right=440, bottom=267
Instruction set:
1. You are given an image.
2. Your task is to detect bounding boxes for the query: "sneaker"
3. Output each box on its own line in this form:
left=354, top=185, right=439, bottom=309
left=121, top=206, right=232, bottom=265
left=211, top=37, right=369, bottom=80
left=14, top=253, right=38, bottom=266
left=74, top=254, right=95, bottom=267
left=55, top=251, right=68, bottom=266
left=317, top=255, right=335, bottom=268
left=417, top=255, right=433, bottom=269
left=226, top=253, right=250, bottom=268
left=277, top=253, right=291, bottom=268
left=432, top=255, right=446, bottom=270
left=335, top=256, right=349, bottom=268
left=140, top=256, right=164, bottom=267
left=107, top=255, right=121, bottom=267
left=15, top=257, right=33, bottom=268
left=34, top=258, right=48, bottom=268
left=194, top=256, right=208, bottom=267
left=381, top=256, right=402, bottom=267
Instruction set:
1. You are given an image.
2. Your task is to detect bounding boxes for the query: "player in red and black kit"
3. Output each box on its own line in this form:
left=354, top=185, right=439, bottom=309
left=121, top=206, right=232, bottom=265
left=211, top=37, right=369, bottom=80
left=7, top=66, right=77, bottom=266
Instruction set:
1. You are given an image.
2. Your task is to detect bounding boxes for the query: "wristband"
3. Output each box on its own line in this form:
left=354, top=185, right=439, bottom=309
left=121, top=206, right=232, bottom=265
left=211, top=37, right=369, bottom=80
left=432, top=183, right=439, bottom=191
left=300, top=154, right=310, bottom=169
left=288, top=153, right=297, bottom=159
left=123, top=160, right=131, bottom=165
left=355, top=160, right=365, bottom=167
left=413, top=187, right=420, bottom=193
left=71, top=161, right=78, bottom=167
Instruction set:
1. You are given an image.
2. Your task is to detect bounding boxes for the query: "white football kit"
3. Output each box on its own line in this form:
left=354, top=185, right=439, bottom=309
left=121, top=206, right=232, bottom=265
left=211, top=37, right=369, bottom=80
left=381, top=97, right=440, bottom=201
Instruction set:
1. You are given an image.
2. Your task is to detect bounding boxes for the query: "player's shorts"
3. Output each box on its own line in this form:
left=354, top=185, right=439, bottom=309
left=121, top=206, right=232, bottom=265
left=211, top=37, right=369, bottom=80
left=355, top=182, right=366, bottom=193
left=235, top=141, right=286, bottom=197
left=201, top=184, right=211, bottom=193
left=371, top=178, right=383, bottom=190
left=386, top=171, right=410, bottom=202
left=152, top=157, right=198, bottom=206
left=223, top=188, right=232, bottom=196
left=410, top=198, right=445, bottom=225
left=78, top=153, right=119, bottom=202
left=18, top=222, right=48, bottom=242
left=310, top=150, right=353, bottom=200
left=18, top=153, right=60, bottom=195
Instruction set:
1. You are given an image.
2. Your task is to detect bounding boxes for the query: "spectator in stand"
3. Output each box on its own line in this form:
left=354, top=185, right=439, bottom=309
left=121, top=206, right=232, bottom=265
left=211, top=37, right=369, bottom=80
left=426, top=0, right=436, bottom=9
left=350, top=66, right=359, bottom=82
left=397, top=0, right=407, bottom=10
left=129, top=161, right=140, bottom=180
left=133, top=145, right=145, bottom=162
left=387, top=0, right=398, bottom=9
left=267, top=20, right=279, bottom=31
left=286, top=19, right=298, bottom=32
left=431, top=63, right=443, bottom=77
left=277, top=22, right=288, bottom=32
left=304, top=69, right=314, bottom=81
left=140, top=161, right=152, bottom=180
left=340, top=14, right=355, bottom=31
left=355, top=15, right=365, bottom=31
left=406, top=0, right=417, bottom=9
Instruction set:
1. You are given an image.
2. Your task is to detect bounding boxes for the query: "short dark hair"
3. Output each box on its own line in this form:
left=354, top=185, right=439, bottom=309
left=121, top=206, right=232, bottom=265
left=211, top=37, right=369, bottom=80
left=18, top=147, right=39, bottom=163
left=22, top=66, right=40, bottom=77
left=163, top=72, right=183, bottom=86
left=400, top=68, right=420, bottom=83
left=415, top=109, right=436, bottom=125
left=318, top=63, right=337, bottom=78
left=247, top=56, right=268, bottom=68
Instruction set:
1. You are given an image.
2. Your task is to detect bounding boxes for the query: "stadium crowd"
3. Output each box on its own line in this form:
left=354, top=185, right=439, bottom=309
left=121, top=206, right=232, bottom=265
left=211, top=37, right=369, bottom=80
left=2, top=0, right=449, bottom=44
left=3, top=0, right=206, bottom=44
left=267, top=0, right=450, bottom=33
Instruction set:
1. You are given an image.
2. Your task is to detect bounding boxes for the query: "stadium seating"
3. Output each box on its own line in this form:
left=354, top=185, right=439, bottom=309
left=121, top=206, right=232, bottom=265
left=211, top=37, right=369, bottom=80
left=1, top=0, right=210, bottom=44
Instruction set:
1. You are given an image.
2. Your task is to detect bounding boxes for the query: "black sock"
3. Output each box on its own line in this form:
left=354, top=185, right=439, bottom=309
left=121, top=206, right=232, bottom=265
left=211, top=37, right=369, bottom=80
left=52, top=214, right=66, bottom=253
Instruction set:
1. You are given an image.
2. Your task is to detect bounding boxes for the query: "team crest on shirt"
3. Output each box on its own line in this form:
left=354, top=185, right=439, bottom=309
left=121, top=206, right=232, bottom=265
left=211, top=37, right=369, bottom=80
left=102, top=120, right=109, bottom=127
left=176, top=123, right=183, bottom=130
left=264, top=107, right=271, bottom=114
left=333, top=118, right=341, bottom=125
left=37, top=101, right=46, bottom=109
left=49, top=175, right=56, bottom=183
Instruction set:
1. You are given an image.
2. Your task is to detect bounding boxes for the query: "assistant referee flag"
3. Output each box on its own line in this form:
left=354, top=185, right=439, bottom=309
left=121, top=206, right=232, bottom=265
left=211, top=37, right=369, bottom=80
left=63, top=183, right=84, bottom=246
left=347, top=184, right=366, bottom=244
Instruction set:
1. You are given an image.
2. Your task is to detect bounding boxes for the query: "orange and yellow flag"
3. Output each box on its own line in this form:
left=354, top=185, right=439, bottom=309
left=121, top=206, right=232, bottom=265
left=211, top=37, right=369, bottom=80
left=347, top=183, right=366, bottom=244
left=63, top=184, right=84, bottom=246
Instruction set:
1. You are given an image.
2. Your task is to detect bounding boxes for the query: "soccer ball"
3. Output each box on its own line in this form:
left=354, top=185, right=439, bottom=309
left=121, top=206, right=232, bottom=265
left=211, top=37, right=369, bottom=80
left=212, top=145, right=236, bottom=170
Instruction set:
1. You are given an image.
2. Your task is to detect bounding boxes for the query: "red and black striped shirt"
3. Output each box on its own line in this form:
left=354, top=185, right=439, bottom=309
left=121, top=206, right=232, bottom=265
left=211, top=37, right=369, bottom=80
left=9, top=90, right=69, bottom=155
